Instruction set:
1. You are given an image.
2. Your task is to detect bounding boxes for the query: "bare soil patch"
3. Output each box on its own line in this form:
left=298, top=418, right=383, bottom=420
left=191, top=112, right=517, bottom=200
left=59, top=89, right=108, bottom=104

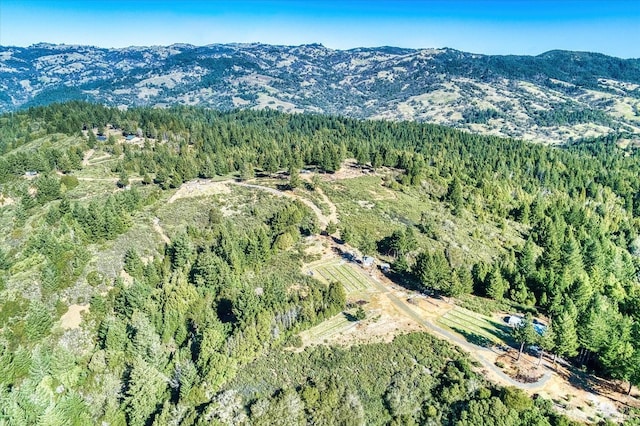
left=495, top=350, right=545, bottom=383
left=328, top=159, right=378, bottom=180
left=82, top=148, right=95, bottom=166
left=534, top=364, right=631, bottom=423
left=60, top=304, right=89, bottom=329
left=298, top=291, right=422, bottom=350
left=168, top=179, right=231, bottom=203
left=152, top=217, right=171, bottom=245
left=0, top=195, right=15, bottom=207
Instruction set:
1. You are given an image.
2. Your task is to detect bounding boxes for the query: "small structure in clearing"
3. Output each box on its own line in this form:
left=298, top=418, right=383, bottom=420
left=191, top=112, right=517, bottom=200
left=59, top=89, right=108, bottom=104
left=506, top=315, right=547, bottom=335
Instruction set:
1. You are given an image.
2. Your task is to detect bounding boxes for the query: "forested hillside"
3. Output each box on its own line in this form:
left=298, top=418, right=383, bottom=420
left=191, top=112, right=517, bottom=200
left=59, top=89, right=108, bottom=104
left=2, top=43, right=640, bottom=143
left=0, top=102, right=639, bottom=424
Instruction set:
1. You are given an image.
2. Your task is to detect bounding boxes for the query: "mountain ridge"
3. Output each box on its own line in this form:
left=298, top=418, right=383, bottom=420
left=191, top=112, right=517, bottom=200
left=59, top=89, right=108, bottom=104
left=2, top=42, right=640, bottom=143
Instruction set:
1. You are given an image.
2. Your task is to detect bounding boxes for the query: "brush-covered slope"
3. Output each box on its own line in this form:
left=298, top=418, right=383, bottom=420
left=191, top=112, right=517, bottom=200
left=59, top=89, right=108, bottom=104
left=2, top=43, right=640, bottom=143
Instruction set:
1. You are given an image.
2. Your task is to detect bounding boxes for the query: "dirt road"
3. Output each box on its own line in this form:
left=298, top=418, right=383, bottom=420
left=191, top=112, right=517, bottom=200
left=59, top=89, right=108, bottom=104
left=169, top=178, right=338, bottom=228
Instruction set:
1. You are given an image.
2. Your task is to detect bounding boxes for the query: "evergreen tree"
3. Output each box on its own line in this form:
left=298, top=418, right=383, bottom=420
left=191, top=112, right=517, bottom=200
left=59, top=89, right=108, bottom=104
left=124, top=358, right=167, bottom=426
left=288, top=165, right=300, bottom=190
left=538, top=323, right=556, bottom=366
left=87, top=129, right=97, bottom=148
left=325, top=221, right=337, bottom=235
left=485, top=267, right=507, bottom=301
left=418, top=211, right=436, bottom=238
left=0, top=248, right=9, bottom=270
left=415, top=250, right=451, bottom=294
left=35, top=175, right=61, bottom=203
left=240, top=162, right=255, bottom=181
left=25, top=301, right=53, bottom=341
left=511, top=313, right=538, bottom=361
left=552, top=310, right=579, bottom=365
left=340, top=225, right=353, bottom=243
left=123, top=248, right=144, bottom=278
left=445, top=176, right=463, bottom=215
left=170, top=233, right=194, bottom=270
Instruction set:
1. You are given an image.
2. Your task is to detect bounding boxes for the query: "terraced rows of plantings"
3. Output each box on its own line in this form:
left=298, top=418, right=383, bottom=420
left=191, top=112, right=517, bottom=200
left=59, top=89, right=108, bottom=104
left=437, top=306, right=511, bottom=347
left=301, top=312, right=355, bottom=343
left=312, top=258, right=373, bottom=293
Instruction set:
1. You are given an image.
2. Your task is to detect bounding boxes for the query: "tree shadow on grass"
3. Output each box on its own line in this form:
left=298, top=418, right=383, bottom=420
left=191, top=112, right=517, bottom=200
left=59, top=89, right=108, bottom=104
left=450, top=326, right=494, bottom=348
left=385, top=270, right=424, bottom=292
left=343, top=312, right=359, bottom=322
left=477, top=324, right=515, bottom=347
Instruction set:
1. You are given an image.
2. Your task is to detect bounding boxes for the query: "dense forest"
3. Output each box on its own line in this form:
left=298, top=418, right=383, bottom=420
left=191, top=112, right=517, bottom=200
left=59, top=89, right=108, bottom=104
left=0, top=102, right=640, bottom=424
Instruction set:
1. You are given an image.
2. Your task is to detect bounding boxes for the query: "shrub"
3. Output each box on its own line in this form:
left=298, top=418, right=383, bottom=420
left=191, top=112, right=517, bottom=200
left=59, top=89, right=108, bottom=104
left=60, top=174, right=79, bottom=190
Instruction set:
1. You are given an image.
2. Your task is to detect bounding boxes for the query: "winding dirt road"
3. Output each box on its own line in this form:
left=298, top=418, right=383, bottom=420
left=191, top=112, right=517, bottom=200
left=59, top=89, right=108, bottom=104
left=168, top=178, right=338, bottom=228
left=229, top=181, right=338, bottom=228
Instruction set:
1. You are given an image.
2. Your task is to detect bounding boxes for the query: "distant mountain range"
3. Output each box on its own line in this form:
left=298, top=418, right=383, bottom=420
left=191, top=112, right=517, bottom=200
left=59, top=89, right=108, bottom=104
left=1, top=42, right=640, bottom=143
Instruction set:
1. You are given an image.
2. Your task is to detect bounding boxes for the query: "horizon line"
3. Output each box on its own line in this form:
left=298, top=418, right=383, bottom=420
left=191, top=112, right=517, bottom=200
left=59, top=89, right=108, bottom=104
left=1, top=41, right=636, bottom=60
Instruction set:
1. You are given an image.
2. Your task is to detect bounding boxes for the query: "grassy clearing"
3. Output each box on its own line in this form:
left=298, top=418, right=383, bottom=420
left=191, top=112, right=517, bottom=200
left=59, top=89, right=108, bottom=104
left=311, top=258, right=374, bottom=294
left=437, top=306, right=512, bottom=347
left=12, top=134, right=81, bottom=154
left=66, top=179, right=118, bottom=202
left=74, top=157, right=119, bottom=179
left=154, top=184, right=302, bottom=237
left=302, top=313, right=355, bottom=343
left=323, top=175, right=526, bottom=267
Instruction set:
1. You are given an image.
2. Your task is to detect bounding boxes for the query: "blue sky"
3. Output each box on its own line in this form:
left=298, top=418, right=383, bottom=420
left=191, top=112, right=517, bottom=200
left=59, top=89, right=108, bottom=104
left=1, top=0, right=639, bottom=57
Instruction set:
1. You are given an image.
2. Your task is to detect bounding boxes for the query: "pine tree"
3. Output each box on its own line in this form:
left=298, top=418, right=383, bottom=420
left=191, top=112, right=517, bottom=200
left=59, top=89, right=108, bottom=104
left=512, top=313, right=538, bottom=361
left=418, top=211, right=433, bottom=235
left=340, top=225, right=353, bottom=243
left=25, top=301, right=53, bottom=341
left=485, top=267, right=507, bottom=300
left=288, top=165, right=300, bottom=190
left=123, top=248, right=143, bottom=278
left=552, top=310, right=579, bottom=366
left=59, top=196, right=71, bottom=215
left=87, top=129, right=97, bottom=148
left=538, top=323, right=556, bottom=366
left=445, top=176, right=463, bottom=215
left=354, top=306, right=366, bottom=321
left=239, top=162, right=254, bottom=181
left=124, top=358, right=167, bottom=425
left=170, top=233, right=194, bottom=270
left=561, top=228, right=583, bottom=276
left=0, top=248, right=9, bottom=270
left=415, top=250, right=451, bottom=294
left=517, top=237, right=537, bottom=278
left=325, top=221, right=337, bottom=235
left=577, top=296, right=614, bottom=365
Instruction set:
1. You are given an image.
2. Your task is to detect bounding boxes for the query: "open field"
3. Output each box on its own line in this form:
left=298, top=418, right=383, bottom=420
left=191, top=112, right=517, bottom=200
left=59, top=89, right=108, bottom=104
left=309, top=258, right=375, bottom=293
left=437, top=306, right=512, bottom=348
left=299, top=312, right=356, bottom=345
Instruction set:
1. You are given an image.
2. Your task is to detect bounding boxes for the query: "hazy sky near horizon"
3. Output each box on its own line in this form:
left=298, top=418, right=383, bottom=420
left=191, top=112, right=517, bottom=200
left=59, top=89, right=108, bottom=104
left=1, top=0, right=639, bottom=58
